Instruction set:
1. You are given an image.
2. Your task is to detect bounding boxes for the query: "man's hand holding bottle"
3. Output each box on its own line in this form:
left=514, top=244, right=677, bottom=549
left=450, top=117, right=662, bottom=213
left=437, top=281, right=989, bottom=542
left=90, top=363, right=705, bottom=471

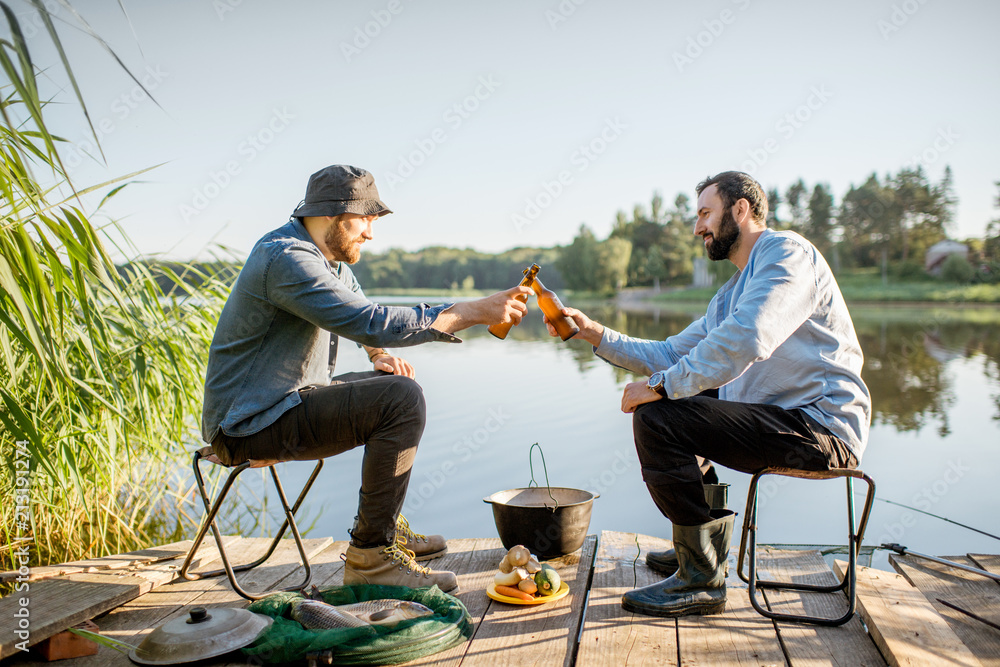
left=542, top=307, right=604, bottom=346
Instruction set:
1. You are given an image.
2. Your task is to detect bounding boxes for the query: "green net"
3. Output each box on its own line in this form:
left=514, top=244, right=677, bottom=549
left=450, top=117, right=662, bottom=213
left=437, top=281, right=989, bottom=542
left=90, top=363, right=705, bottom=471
left=243, top=584, right=473, bottom=665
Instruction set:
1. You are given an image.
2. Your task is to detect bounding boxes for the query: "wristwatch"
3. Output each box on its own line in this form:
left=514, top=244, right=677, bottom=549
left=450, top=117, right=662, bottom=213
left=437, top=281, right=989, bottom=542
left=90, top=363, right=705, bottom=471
left=647, top=371, right=667, bottom=397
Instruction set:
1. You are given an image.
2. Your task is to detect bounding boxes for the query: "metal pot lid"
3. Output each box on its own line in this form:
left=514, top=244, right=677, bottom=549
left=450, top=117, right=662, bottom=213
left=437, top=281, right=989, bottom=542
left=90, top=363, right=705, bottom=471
left=129, top=606, right=272, bottom=665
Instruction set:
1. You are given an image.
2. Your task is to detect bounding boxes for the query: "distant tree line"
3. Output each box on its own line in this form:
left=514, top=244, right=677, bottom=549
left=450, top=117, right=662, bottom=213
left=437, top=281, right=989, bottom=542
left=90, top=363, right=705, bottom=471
left=350, top=246, right=566, bottom=291
left=138, top=168, right=1000, bottom=295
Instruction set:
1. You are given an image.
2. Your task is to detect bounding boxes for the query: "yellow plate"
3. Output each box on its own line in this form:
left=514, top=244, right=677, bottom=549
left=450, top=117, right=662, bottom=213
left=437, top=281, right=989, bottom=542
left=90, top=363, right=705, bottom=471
left=486, top=581, right=570, bottom=605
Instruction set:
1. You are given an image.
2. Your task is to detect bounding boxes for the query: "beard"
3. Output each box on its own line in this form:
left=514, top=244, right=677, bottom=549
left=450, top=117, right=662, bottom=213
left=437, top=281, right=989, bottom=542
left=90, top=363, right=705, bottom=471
left=324, top=219, right=364, bottom=264
left=706, top=208, right=741, bottom=261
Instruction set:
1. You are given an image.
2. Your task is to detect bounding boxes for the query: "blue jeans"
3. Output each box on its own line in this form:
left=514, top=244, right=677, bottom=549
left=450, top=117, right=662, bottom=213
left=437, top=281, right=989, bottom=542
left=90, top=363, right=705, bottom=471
left=211, top=371, right=426, bottom=547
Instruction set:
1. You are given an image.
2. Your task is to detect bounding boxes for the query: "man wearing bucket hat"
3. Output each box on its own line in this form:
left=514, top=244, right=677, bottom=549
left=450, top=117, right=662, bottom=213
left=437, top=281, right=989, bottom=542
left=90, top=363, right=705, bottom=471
left=202, top=165, right=532, bottom=593
left=543, top=171, right=870, bottom=617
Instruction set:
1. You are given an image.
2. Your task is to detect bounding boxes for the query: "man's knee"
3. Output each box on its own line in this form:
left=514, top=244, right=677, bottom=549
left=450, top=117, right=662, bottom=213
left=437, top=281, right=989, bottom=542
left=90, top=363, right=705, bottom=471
left=383, top=375, right=426, bottom=420
left=632, top=400, right=681, bottom=443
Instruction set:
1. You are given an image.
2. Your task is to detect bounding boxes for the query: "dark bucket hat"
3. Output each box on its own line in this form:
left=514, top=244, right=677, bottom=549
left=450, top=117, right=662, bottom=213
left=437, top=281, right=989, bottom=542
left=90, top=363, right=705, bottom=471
left=291, top=165, right=392, bottom=218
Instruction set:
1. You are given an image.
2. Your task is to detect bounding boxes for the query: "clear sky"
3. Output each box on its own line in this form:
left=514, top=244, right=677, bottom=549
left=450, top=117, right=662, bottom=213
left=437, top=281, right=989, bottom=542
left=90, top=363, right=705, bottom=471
left=17, top=0, right=1000, bottom=260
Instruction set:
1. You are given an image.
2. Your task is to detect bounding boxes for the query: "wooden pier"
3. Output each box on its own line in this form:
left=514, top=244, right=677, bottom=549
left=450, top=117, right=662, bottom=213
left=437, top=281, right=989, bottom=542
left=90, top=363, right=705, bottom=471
left=2, top=532, right=998, bottom=666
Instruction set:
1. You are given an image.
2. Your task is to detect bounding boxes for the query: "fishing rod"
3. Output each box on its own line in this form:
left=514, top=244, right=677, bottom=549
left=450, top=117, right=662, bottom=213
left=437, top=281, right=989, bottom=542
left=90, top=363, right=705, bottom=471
left=881, top=543, right=1000, bottom=583
left=867, top=495, right=1000, bottom=542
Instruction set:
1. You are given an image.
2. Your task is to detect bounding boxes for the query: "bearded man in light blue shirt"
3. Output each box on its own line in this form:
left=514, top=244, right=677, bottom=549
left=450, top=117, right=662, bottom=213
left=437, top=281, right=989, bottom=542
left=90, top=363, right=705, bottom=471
left=545, top=171, right=870, bottom=618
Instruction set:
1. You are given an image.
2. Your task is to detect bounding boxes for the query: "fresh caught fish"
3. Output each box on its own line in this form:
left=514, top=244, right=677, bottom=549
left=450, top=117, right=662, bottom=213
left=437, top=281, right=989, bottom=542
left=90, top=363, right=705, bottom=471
left=292, top=587, right=435, bottom=629
left=290, top=599, right=372, bottom=630
left=335, top=599, right=435, bottom=626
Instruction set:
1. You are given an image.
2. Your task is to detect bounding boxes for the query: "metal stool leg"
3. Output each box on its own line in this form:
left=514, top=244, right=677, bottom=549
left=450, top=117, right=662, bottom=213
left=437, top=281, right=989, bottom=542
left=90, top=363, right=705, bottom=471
left=180, top=450, right=324, bottom=600
left=737, top=467, right=876, bottom=626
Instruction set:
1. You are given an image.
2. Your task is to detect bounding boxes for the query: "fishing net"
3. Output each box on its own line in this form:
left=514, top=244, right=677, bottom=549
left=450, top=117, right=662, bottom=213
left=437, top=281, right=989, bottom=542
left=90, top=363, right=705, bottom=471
left=243, top=584, right=473, bottom=665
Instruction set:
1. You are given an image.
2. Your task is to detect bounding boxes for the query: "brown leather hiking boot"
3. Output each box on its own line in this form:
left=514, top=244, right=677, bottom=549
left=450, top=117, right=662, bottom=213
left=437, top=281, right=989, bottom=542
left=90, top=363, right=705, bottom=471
left=396, top=515, right=448, bottom=561
left=343, top=543, right=458, bottom=593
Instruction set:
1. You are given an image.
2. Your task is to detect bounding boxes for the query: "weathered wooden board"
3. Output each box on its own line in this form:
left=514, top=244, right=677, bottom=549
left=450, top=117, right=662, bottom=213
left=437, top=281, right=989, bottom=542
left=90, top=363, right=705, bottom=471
left=677, top=544, right=787, bottom=666
left=0, top=539, right=200, bottom=583
left=833, top=559, right=981, bottom=667
left=757, top=547, right=886, bottom=666
left=457, top=535, right=596, bottom=667
left=890, top=553, right=1000, bottom=666
left=968, top=554, right=1000, bottom=583
left=577, top=531, right=679, bottom=667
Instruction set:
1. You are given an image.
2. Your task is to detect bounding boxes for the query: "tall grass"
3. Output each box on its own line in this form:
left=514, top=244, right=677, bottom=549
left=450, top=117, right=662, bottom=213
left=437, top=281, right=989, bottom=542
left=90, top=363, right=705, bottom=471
left=0, top=2, right=231, bottom=570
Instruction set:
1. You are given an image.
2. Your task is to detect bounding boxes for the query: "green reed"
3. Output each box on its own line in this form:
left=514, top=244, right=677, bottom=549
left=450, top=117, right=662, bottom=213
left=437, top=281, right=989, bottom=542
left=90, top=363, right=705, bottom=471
left=0, top=2, right=233, bottom=571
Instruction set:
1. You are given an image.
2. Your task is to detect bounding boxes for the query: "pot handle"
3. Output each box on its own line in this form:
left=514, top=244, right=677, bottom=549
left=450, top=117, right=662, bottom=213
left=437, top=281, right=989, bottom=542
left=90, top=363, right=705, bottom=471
left=482, top=497, right=493, bottom=504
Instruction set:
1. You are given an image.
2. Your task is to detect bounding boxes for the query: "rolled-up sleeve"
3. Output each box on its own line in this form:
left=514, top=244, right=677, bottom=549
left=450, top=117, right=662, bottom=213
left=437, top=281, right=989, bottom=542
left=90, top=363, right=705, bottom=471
left=265, top=245, right=460, bottom=347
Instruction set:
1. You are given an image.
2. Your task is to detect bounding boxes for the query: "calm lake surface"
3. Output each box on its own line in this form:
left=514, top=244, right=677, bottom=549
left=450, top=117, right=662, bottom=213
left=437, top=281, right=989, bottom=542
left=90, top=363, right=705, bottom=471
left=217, top=299, right=1000, bottom=568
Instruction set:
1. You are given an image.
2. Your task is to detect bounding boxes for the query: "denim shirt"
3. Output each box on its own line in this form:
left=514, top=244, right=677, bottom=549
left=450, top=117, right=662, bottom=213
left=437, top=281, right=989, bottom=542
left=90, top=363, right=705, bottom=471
left=201, top=219, right=458, bottom=442
left=595, top=229, right=871, bottom=459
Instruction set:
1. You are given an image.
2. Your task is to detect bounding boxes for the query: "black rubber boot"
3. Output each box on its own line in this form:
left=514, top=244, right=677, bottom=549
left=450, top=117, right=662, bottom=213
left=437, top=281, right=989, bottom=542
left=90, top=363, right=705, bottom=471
left=623, top=510, right=735, bottom=617
left=646, top=493, right=730, bottom=576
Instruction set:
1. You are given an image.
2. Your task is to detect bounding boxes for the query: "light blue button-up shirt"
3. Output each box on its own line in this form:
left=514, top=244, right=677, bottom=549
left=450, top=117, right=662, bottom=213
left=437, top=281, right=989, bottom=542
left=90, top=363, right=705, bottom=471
left=201, top=219, right=458, bottom=443
left=595, top=229, right=871, bottom=459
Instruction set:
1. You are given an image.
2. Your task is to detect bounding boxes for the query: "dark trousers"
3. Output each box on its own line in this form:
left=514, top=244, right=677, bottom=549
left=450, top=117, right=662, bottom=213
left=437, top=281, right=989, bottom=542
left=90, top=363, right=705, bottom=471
left=212, top=371, right=426, bottom=547
left=632, top=395, right=858, bottom=526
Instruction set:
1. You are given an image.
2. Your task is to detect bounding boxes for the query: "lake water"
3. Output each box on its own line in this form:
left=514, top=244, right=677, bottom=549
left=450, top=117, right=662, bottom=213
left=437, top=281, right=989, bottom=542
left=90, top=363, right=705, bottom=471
left=212, top=299, right=1000, bottom=569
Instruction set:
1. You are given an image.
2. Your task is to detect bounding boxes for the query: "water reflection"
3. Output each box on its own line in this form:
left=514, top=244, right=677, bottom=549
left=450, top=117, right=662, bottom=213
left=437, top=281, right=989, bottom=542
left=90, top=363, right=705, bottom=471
left=851, top=307, right=1000, bottom=435
left=459, top=301, right=1000, bottom=436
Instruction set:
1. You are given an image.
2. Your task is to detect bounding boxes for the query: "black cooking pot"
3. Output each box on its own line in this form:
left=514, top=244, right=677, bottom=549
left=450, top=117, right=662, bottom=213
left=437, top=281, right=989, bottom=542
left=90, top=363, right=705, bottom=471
left=483, top=487, right=598, bottom=559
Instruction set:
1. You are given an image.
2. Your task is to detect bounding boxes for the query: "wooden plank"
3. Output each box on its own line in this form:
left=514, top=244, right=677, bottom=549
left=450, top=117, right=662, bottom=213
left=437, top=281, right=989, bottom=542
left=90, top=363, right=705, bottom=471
left=967, top=554, right=1000, bottom=583
left=277, top=538, right=350, bottom=589
left=0, top=537, right=233, bottom=660
left=456, top=535, right=597, bottom=667
left=833, top=559, right=981, bottom=667
left=577, top=531, right=679, bottom=667
left=757, top=548, right=886, bottom=666
left=677, top=540, right=787, bottom=666
left=890, top=554, right=1000, bottom=667
left=0, top=539, right=201, bottom=583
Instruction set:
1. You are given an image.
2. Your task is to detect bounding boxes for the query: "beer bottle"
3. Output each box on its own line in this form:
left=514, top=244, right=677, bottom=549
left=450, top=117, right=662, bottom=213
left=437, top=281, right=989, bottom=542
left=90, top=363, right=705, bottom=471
left=488, top=264, right=539, bottom=340
left=531, top=274, right=580, bottom=341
